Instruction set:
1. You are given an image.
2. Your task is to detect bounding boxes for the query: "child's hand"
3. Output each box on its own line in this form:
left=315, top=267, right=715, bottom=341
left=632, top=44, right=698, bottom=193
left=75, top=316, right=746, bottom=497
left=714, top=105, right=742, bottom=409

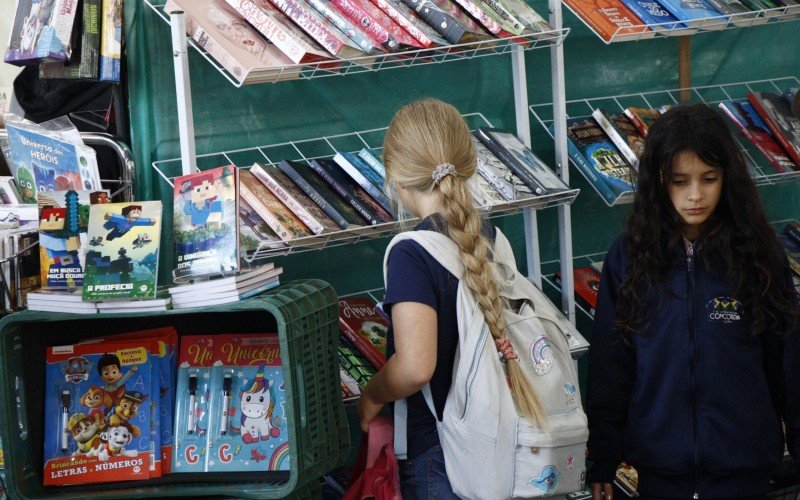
left=357, top=393, right=384, bottom=433
left=591, top=482, right=613, bottom=500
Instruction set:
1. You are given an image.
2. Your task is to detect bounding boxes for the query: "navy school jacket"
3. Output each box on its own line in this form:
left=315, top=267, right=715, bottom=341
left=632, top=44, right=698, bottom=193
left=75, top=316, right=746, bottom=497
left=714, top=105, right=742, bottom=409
left=586, top=235, right=800, bottom=498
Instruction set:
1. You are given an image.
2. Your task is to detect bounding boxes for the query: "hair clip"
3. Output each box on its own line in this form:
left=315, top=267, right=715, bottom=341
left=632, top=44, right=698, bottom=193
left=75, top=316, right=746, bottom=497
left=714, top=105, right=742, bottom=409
left=432, top=163, right=456, bottom=185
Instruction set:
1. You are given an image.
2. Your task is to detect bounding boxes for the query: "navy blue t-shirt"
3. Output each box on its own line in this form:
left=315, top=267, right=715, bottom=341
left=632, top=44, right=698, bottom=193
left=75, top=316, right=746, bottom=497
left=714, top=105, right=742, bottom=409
left=384, top=214, right=494, bottom=460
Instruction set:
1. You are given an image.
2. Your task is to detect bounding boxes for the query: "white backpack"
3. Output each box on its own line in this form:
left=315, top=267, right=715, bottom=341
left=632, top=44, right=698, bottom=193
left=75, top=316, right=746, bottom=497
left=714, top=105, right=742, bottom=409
left=384, top=228, right=588, bottom=499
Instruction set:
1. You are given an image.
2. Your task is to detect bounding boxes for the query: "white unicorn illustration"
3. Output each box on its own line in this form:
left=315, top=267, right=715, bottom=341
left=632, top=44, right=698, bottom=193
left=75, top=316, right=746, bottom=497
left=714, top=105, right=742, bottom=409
left=238, top=364, right=280, bottom=444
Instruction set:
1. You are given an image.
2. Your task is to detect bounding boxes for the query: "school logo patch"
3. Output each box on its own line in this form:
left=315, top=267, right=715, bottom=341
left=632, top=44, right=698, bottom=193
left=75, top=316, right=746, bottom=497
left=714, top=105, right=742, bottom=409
left=706, top=296, right=743, bottom=324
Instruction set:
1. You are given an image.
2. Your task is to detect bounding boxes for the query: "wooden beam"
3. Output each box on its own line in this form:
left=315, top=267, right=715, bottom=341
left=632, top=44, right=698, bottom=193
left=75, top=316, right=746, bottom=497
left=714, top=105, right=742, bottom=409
left=679, top=36, right=691, bottom=102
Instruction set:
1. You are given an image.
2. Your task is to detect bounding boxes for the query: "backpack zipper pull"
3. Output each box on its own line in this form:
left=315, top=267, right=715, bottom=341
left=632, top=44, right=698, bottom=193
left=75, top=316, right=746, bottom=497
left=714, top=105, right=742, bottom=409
left=693, top=494, right=699, bottom=499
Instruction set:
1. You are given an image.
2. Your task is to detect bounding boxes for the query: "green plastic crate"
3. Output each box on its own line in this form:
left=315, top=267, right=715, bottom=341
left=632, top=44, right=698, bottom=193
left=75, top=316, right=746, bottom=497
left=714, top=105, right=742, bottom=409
left=0, top=279, right=350, bottom=499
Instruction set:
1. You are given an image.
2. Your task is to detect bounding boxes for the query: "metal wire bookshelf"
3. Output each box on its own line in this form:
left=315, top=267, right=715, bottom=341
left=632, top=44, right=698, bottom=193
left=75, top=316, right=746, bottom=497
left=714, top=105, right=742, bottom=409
left=154, top=113, right=580, bottom=261
left=144, top=0, right=569, bottom=87
left=540, top=251, right=605, bottom=320
left=530, top=76, right=800, bottom=207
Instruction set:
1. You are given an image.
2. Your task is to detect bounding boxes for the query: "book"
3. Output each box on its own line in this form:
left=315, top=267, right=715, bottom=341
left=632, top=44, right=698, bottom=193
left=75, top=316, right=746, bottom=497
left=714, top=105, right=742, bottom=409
left=468, top=171, right=506, bottom=207
left=747, top=91, right=800, bottom=167
left=338, top=297, right=389, bottom=370
left=779, top=234, right=800, bottom=277
left=624, top=107, right=662, bottom=137
left=173, top=336, right=214, bottom=472
left=310, top=158, right=393, bottom=225
left=173, top=165, right=240, bottom=281
left=166, top=0, right=301, bottom=85
left=475, top=128, right=570, bottom=194
left=619, top=0, right=686, bottom=30
left=591, top=109, right=645, bottom=170
left=329, top=0, right=424, bottom=51
left=15, top=230, right=41, bottom=307
left=225, top=0, right=335, bottom=64
left=400, top=0, right=492, bottom=44
left=491, top=0, right=554, bottom=35
left=370, top=0, right=435, bottom=46
left=40, top=0, right=102, bottom=79
left=450, top=0, right=506, bottom=34
left=784, top=222, right=800, bottom=247
left=250, top=163, right=340, bottom=234
left=656, top=0, right=726, bottom=28
left=99, top=0, right=122, bottom=81
left=277, top=160, right=366, bottom=229
left=375, top=0, right=449, bottom=45
left=168, top=263, right=282, bottom=295
left=333, top=152, right=393, bottom=215
left=718, top=99, right=796, bottom=174
left=703, top=0, right=753, bottom=18
left=338, top=335, right=377, bottom=389
left=239, top=198, right=286, bottom=254
left=562, top=0, right=652, bottom=42
left=357, top=148, right=386, bottom=178
left=4, top=0, right=79, bottom=65
left=562, top=117, right=635, bottom=205
left=239, top=170, right=312, bottom=241
left=0, top=177, right=23, bottom=205
left=472, top=136, right=535, bottom=200
left=554, top=265, right=601, bottom=317
left=305, top=0, right=382, bottom=54
left=170, top=280, right=279, bottom=308
left=83, top=201, right=162, bottom=301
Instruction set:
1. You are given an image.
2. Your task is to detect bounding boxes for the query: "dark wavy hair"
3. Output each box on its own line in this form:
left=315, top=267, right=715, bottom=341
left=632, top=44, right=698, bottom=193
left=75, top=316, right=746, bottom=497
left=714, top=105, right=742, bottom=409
left=616, top=103, right=799, bottom=338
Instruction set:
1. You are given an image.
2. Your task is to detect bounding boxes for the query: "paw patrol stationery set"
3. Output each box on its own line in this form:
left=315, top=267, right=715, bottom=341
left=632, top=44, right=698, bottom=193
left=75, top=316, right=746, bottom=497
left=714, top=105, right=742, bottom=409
left=44, top=339, right=154, bottom=486
left=173, top=334, right=289, bottom=474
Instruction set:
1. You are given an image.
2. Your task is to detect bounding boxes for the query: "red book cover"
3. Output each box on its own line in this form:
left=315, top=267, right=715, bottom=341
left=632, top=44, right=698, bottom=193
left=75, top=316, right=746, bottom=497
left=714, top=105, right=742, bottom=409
left=555, top=265, right=601, bottom=316
left=563, top=0, right=649, bottom=42
left=338, top=297, right=389, bottom=370
left=330, top=0, right=423, bottom=51
left=747, top=91, right=800, bottom=167
left=719, top=100, right=797, bottom=174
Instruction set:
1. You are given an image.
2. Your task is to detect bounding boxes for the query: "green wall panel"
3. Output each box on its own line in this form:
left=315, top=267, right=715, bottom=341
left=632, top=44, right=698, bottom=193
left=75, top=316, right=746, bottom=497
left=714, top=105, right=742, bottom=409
left=124, top=1, right=800, bottom=297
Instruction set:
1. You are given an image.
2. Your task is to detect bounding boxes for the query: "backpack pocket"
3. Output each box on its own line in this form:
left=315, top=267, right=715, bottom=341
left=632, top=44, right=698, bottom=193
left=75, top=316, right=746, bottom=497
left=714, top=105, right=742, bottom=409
left=512, top=411, right=589, bottom=497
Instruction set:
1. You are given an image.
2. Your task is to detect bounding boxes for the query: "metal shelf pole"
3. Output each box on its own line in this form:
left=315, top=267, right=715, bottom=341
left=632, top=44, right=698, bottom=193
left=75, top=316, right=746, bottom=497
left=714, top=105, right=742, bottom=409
left=169, top=10, right=197, bottom=176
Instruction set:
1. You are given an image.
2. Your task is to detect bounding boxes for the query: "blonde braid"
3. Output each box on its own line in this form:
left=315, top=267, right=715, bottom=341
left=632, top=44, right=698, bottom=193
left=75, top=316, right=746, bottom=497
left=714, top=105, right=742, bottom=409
left=383, top=98, right=546, bottom=428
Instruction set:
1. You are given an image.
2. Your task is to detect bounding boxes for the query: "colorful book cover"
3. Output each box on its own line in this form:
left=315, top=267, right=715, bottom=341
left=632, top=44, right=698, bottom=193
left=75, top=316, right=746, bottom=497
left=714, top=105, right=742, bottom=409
left=239, top=198, right=286, bottom=255
left=468, top=170, right=506, bottom=207
left=173, top=336, right=215, bottom=473
left=207, top=334, right=290, bottom=473
left=562, top=0, right=651, bottom=41
left=6, top=124, right=101, bottom=204
left=378, top=0, right=449, bottom=45
left=619, top=0, right=685, bottom=29
left=338, top=335, right=377, bottom=389
left=38, top=189, right=108, bottom=288
left=310, top=158, right=392, bottom=225
left=656, top=0, right=725, bottom=27
left=83, top=201, right=162, bottom=301
left=43, top=340, right=153, bottom=485
left=250, top=163, right=340, bottom=234
left=333, top=151, right=393, bottom=215
left=338, top=297, right=389, bottom=370
left=239, top=170, right=312, bottom=241
left=591, top=109, right=645, bottom=170
left=563, top=117, right=635, bottom=204
left=370, top=0, right=434, bottom=46
left=99, top=0, right=122, bottom=81
left=278, top=159, right=366, bottom=229
left=554, top=265, right=601, bottom=316
left=476, top=128, right=570, bottom=194
left=330, top=0, right=423, bottom=51
left=305, top=0, right=381, bottom=54
left=40, top=0, right=102, bottom=79
left=624, top=107, right=662, bottom=137
left=719, top=100, right=797, bottom=174
left=492, top=0, right=553, bottom=34
left=703, top=0, right=751, bottom=15
left=173, top=165, right=240, bottom=281
left=451, top=0, right=505, bottom=34
left=747, top=91, right=800, bottom=166
left=472, top=136, right=533, bottom=201
left=4, top=0, right=78, bottom=65
left=400, top=0, right=491, bottom=44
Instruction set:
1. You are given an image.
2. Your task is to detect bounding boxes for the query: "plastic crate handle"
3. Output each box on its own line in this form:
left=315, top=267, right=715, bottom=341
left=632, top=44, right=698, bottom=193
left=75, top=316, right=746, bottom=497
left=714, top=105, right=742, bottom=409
left=296, top=363, right=307, bottom=429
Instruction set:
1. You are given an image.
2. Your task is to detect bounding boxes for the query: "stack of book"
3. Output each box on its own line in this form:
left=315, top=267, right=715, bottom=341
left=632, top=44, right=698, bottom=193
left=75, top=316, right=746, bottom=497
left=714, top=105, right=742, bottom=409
left=167, top=263, right=283, bottom=309
left=26, top=288, right=98, bottom=314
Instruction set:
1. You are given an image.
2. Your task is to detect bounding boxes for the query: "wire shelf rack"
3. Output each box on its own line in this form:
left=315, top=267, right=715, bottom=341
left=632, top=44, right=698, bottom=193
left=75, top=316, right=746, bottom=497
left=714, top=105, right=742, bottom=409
left=564, top=3, right=800, bottom=44
left=529, top=76, right=800, bottom=207
left=143, top=0, right=569, bottom=87
left=540, top=251, right=605, bottom=320
left=154, top=113, right=580, bottom=260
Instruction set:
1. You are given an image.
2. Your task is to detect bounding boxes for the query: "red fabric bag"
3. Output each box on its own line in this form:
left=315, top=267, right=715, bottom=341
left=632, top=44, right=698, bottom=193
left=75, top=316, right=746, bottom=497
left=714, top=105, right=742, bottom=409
left=343, top=416, right=402, bottom=500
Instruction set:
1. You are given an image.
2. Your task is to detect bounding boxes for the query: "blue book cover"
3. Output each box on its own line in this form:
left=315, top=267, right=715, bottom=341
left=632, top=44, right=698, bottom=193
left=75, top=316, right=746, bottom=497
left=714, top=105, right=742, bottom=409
left=357, top=148, right=386, bottom=178
left=3, top=0, right=77, bottom=65
left=656, top=0, right=724, bottom=25
left=173, top=336, right=215, bottom=473
left=333, top=152, right=394, bottom=216
left=619, top=0, right=686, bottom=29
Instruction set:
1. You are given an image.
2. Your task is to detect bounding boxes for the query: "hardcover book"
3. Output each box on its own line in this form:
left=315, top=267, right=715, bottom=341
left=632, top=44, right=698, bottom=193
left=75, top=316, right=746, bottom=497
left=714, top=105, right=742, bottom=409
left=473, top=136, right=533, bottom=201
left=333, top=151, right=393, bottom=215
left=719, top=99, right=796, bottom=174
left=250, top=163, right=340, bottom=234
left=591, top=108, right=645, bottom=170
left=624, top=106, right=662, bottom=137
left=338, top=297, right=389, bottom=370
left=656, top=0, right=726, bottom=28
left=554, top=265, right=601, bottom=317
left=562, top=117, right=635, bottom=205
left=99, top=0, right=122, bottom=81
left=239, top=199, right=286, bottom=254
left=173, top=165, right=240, bottom=282
left=476, top=127, right=570, bottom=194
left=330, top=0, right=424, bottom=51
left=83, top=201, right=162, bottom=301
left=562, top=0, right=652, bottom=41
left=619, top=0, right=685, bottom=30
left=225, top=0, right=335, bottom=64
left=239, top=170, right=312, bottom=241
left=370, top=0, right=435, bottom=46
left=168, top=0, right=301, bottom=85
left=277, top=159, right=366, bottom=229
left=747, top=91, right=800, bottom=166
left=4, top=0, right=79, bottom=65
left=400, top=0, right=492, bottom=44
left=311, top=158, right=393, bottom=224
left=40, top=0, right=102, bottom=79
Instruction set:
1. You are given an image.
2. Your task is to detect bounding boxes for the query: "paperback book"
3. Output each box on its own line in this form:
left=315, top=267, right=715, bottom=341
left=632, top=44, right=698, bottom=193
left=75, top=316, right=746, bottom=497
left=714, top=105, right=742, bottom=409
left=747, top=91, right=800, bottom=166
left=338, top=296, right=389, bottom=370
left=562, top=0, right=651, bottom=42
left=400, top=0, right=492, bottom=44
left=623, top=107, right=662, bottom=137
left=554, top=265, right=601, bottom=317
left=591, top=108, right=645, bottom=170
left=239, top=198, right=286, bottom=254
left=310, top=158, right=393, bottom=225
left=333, top=152, right=394, bottom=215
left=4, top=0, right=79, bottom=65
left=99, top=0, right=122, bottom=81
left=40, top=0, right=102, bottom=79
left=239, top=170, right=312, bottom=241
left=719, top=99, right=796, bottom=174
left=173, top=336, right=215, bottom=472
left=472, top=136, right=533, bottom=201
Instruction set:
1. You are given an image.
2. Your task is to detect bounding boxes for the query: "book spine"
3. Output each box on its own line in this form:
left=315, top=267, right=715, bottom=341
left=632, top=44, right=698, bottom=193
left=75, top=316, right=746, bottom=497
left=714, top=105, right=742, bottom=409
left=227, top=0, right=314, bottom=64
left=562, top=132, right=618, bottom=205
left=80, top=0, right=101, bottom=78
left=268, top=0, right=347, bottom=56
left=371, top=0, right=433, bottom=46
left=277, top=163, right=350, bottom=229
left=451, top=0, right=503, bottom=34
left=718, top=102, right=793, bottom=174
left=476, top=163, right=515, bottom=201
left=99, top=0, right=121, bottom=82
left=333, top=153, right=393, bottom=211
left=185, top=20, right=248, bottom=84
left=250, top=165, right=326, bottom=234
left=339, top=319, right=385, bottom=370
left=357, top=149, right=386, bottom=177
left=383, top=0, right=449, bottom=45
left=239, top=185, right=294, bottom=241
left=592, top=110, right=640, bottom=169
left=400, top=0, right=466, bottom=44
left=309, top=161, right=381, bottom=225
left=624, top=108, right=650, bottom=137
left=480, top=0, right=525, bottom=34
left=305, top=0, right=379, bottom=53
left=748, top=93, right=800, bottom=166
left=329, top=0, right=405, bottom=51
left=476, top=131, right=548, bottom=196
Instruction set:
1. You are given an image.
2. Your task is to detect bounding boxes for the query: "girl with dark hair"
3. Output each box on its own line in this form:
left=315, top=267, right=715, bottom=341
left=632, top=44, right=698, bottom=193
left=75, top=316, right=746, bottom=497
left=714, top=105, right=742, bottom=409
left=586, top=103, right=800, bottom=499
